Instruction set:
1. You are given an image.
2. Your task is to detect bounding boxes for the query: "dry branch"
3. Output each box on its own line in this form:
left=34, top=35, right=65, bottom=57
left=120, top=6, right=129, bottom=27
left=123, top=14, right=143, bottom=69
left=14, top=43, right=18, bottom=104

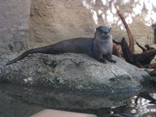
left=116, top=6, right=134, bottom=53
left=115, top=6, right=156, bottom=76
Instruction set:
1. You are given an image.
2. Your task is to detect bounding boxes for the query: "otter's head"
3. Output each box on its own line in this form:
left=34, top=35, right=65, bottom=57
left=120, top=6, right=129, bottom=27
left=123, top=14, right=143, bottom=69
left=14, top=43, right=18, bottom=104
left=95, top=26, right=111, bottom=40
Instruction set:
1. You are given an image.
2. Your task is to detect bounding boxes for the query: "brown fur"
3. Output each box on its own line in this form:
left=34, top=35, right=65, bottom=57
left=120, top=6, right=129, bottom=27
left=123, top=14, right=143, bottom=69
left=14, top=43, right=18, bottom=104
left=6, top=26, right=116, bottom=65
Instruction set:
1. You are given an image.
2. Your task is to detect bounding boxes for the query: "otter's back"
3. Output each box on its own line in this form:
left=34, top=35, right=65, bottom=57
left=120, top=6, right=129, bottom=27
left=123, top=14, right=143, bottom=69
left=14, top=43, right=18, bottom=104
left=52, top=38, right=93, bottom=56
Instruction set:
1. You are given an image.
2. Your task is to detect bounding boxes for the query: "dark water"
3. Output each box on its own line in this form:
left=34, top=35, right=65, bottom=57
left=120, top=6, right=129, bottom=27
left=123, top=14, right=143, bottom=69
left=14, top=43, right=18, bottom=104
left=0, top=82, right=156, bottom=117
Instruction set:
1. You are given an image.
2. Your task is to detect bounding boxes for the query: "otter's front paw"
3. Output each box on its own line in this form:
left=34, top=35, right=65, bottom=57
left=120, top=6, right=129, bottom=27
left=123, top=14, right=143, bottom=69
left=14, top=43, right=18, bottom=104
left=99, top=59, right=106, bottom=63
left=108, top=59, right=116, bottom=63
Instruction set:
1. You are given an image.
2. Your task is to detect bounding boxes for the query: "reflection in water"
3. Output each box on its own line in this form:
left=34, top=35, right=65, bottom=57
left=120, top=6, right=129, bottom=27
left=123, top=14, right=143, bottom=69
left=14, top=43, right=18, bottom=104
left=0, top=83, right=156, bottom=117
left=111, top=86, right=156, bottom=116
left=0, top=83, right=137, bottom=109
left=82, top=0, right=156, bottom=28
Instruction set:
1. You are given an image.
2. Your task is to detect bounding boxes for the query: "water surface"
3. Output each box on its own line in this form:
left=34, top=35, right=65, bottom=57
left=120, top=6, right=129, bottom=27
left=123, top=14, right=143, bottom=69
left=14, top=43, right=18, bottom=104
left=0, top=82, right=156, bottom=117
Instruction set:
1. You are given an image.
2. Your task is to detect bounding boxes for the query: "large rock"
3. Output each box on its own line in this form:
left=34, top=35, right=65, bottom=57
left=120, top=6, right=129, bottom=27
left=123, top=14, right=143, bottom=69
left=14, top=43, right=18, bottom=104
left=0, top=53, right=150, bottom=92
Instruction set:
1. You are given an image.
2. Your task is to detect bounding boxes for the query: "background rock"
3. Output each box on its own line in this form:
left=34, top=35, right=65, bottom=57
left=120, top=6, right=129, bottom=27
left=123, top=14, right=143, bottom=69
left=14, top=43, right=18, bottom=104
left=0, top=0, right=31, bottom=53
left=28, top=0, right=156, bottom=50
left=0, top=0, right=156, bottom=55
left=0, top=54, right=150, bottom=92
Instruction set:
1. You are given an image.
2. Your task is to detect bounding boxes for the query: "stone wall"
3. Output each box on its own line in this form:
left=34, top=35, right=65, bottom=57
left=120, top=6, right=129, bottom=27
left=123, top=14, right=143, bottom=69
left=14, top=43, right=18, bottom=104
left=1, top=0, right=156, bottom=54
left=0, top=0, right=31, bottom=53
left=28, top=0, right=156, bottom=51
left=28, top=0, right=96, bottom=48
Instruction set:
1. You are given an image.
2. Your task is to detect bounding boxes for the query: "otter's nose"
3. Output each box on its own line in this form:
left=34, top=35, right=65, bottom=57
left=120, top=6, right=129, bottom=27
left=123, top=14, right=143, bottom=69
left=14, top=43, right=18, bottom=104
left=104, top=31, right=108, bottom=34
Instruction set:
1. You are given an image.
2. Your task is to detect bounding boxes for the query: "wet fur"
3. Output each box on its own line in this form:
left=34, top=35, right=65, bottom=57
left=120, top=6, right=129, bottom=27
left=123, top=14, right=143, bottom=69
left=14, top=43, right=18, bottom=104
left=6, top=26, right=116, bottom=65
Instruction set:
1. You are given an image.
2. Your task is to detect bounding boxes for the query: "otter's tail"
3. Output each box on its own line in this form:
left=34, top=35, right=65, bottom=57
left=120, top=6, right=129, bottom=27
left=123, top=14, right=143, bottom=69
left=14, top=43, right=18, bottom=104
left=6, top=45, right=51, bottom=65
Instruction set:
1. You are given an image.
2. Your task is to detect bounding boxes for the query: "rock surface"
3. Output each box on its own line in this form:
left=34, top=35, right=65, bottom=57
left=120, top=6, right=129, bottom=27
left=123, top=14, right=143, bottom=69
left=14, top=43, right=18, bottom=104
left=29, top=0, right=156, bottom=49
left=0, top=53, right=150, bottom=92
left=0, top=0, right=30, bottom=53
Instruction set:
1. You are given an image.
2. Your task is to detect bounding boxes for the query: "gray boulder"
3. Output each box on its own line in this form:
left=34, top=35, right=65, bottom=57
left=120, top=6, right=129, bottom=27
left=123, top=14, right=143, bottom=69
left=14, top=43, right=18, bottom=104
left=0, top=53, right=150, bottom=92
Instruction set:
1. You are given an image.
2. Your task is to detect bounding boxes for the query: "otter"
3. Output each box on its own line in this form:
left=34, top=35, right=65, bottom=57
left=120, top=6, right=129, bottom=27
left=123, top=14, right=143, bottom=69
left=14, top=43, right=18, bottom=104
left=6, top=26, right=116, bottom=65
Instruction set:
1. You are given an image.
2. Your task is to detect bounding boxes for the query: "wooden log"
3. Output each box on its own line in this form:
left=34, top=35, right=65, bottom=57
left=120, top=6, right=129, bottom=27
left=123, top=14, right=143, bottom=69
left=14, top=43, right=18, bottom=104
left=112, top=43, right=121, bottom=57
left=136, top=42, right=155, bottom=65
left=113, top=38, right=133, bottom=63
left=115, top=6, right=156, bottom=71
left=132, top=49, right=156, bottom=62
left=136, top=42, right=146, bottom=52
left=116, top=6, right=134, bottom=53
left=149, top=69, right=156, bottom=76
left=141, top=63, right=156, bottom=69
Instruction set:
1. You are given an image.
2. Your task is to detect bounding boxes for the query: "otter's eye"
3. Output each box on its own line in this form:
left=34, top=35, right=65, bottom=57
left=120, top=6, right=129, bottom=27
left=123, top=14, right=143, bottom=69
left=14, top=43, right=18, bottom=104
left=99, top=30, right=103, bottom=34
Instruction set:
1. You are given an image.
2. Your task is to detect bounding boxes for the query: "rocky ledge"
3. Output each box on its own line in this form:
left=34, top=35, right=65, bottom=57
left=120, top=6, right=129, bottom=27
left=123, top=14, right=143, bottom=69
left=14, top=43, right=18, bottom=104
left=0, top=53, right=151, bottom=92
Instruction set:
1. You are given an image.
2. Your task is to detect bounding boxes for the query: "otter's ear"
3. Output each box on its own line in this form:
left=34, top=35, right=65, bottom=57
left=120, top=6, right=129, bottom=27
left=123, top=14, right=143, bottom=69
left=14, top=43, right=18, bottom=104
left=96, top=27, right=100, bottom=31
